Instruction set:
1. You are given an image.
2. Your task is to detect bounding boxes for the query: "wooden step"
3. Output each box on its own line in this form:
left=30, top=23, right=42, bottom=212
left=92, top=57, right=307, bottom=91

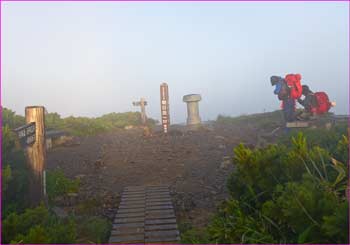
left=109, top=185, right=179, bottom=243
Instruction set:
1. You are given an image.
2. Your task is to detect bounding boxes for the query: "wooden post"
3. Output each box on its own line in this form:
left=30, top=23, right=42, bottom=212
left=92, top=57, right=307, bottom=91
left=140, top=98, right=147, bottom=125
left=25, top=106, right=46, bottom=206
left=160, top=83, right=170, bottom=133
left=133, top=98, right=148, bottom=125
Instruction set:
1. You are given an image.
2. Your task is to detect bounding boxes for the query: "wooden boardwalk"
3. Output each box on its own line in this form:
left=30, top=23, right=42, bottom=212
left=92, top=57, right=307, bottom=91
left=109, top=186, right=180, bottom=243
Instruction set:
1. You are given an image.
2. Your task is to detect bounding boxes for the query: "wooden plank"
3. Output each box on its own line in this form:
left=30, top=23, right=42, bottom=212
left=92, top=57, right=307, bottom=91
left=146, top=209, right=174, bottom=214
left=122, top=192, right=146, bottom=196
left=145, top=224, right=178, bottom=231
left=109, top=185, right=179, bottom=243
left=121, top=194, right=145, bottom=198
left=119, top=204, right=145, bottom=209
left=124, top=188, right=146, bottom=192
left=121, top=198, right=145, bottom=202
left=122, top=190, right=145, bottom=195
left=117, top=207, right=145, bottom=214
left=146, top=186, right=169, bottom=189
left=115, top=212, right=145, bottom=218
left=111, top=227, right=144, bottom=235
left=146, top=205, right=173, bottom=211
left=145, top=218, right=177, bottom=225
left=145, top=230, right=179, bottom=238
left=146, top=194, right=170, bottom=198
left=146, top=189, right=169, bottom=194
left=119, top=200, right=145, bottom=206
left=146, top=185, right=168, bottom=188
left=146, top=196, right=170, bottom=200
left=114, top=217, right=145, bottom=224
left=146, top=198, right=171, bottom=203
left=122, top=194, right=146, bottom=199
left=146, top=213, right=175, bottom=220
left=109, top=234, right=144, bottom=243
left=146, top=201, right=172, bottom=206
left=113, top=222, right=144, bottom=229
left=122, top=195, right=145, bottom=199
left=123, top=190, right=145, bottom=195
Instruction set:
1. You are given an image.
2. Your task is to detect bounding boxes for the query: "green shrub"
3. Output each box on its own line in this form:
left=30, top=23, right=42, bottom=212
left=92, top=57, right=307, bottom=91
left=76, top=216, right=111, bottom=243
left=46, top=169, right=80, bottom=202
left=2, top=125, right=30, bottom=217
left=2, top=107, right=25, bottom=128
left=3, top=205, right=77, bottom=244
left=186, top=132, right=349, bottom=243
left=217, top=111, right=284, bottom=130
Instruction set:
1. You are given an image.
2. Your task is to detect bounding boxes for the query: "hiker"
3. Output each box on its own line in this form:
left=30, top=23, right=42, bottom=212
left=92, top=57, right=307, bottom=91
left=296, top=85, right=318, bottom=120
left=297, top=85, right=335, bottom=119
left=270, top=76, right=296, bottom=122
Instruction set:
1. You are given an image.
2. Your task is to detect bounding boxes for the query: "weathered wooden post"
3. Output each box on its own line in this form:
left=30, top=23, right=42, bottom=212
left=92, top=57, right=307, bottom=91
left=160, top=82, right=170, bottom=133
left=133, top=98, right=148, bottom=125
left=25, top=106, right=46, bottom=206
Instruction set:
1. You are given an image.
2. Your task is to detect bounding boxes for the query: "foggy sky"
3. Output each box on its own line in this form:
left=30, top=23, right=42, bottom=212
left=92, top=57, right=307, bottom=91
left=2, top=2, right=349, bottom=123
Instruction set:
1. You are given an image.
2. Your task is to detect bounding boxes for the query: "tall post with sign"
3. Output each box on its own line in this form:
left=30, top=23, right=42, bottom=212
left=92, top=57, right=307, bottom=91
left=25, top=106, right=46, bottom=206
left=160, top=82, right=170, bottom=133
left=133, top=98, right=148, bottom=125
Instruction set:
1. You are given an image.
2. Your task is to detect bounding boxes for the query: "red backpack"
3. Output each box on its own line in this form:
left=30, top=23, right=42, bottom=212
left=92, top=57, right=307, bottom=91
left=311, top=92, right=332, bottom=114
left=285, top=74, right=302, bottom=99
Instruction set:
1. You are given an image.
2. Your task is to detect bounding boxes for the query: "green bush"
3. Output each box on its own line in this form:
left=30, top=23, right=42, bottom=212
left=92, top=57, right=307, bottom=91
left=278, top=123, right=348, bottom=154
left=2, top=107, right=25, bottom=128
left=2, top=106, right=158, bottom=137
left=2, top=126, right=30, bottom=218
left=46, top=169, right=80, bottom=202
left=75, top=216, right=111, bottom=243
left=183, top=132, right=349, bottom=244
left=2, top=205, right=77, bottom=244
left=217, top=110, right=284, bottom=130
left=221, top=133, right=348, bottom=243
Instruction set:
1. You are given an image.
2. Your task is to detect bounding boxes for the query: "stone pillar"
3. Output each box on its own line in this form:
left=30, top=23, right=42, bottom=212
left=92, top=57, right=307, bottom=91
left=183, top=94, right=202, bottom=125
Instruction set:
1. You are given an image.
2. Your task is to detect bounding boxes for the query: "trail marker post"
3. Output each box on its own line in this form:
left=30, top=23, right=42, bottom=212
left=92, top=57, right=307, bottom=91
left=160, top=82, right=170, bottom=133
left=133, top=98, right=148, bottom=125
left=14, top=106, right=47, bottom=206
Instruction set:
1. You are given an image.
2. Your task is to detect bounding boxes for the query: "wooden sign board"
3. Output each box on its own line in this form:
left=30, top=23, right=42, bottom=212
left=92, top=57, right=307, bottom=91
left=160, top=83, right=170, bottom=133
left=13, top=122, right=36, bottom=147
left=133, top=101, right=148, bottom=106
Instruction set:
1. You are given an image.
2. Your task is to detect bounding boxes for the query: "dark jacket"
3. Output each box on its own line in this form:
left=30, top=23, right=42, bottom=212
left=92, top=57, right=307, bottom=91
left=298, top=92, right=318, bottom=112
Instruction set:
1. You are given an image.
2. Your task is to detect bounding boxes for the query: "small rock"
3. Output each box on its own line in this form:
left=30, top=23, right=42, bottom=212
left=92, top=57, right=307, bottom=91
left=215, top=135, right=225, bottom=140
left=75, top=174, right=86, bottom=179
left=52, top=206, right=68, bottom=218
left=220, top=159, right=231, bottom=169
left=218, top=144, right=226, bottom=149
left=210, top=190, right=218, bottom=195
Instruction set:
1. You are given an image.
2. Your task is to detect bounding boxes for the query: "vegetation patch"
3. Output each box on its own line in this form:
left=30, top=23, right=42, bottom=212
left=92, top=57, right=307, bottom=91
left=181, top=131, right=349, bottom=243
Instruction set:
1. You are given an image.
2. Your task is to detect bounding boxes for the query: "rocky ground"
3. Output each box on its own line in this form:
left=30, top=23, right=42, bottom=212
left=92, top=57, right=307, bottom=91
left=46, top=122, right=278, bottom=229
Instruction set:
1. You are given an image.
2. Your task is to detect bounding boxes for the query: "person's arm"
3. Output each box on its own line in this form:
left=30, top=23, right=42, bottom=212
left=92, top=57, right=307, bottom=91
left=298, top=97, right=305, bottom=106
left=274, top=83, right=282, bottom=95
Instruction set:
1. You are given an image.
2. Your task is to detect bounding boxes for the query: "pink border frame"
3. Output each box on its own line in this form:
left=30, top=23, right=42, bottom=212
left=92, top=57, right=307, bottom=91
left=0, top=1, right=349, bottom=244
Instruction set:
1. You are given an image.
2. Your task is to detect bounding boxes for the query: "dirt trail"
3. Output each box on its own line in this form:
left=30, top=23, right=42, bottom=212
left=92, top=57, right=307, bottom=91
left=46, top=122, right=265, bottom=227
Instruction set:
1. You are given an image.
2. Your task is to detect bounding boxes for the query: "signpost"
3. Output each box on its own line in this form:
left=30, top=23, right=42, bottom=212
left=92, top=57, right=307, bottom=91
left=133, top=98, right=148, bottom=125
left=13, top=106, right=47, bottom=206
left=14, top=122, right=36, bottom=147
left=160, top=82, right=170, bottom=133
